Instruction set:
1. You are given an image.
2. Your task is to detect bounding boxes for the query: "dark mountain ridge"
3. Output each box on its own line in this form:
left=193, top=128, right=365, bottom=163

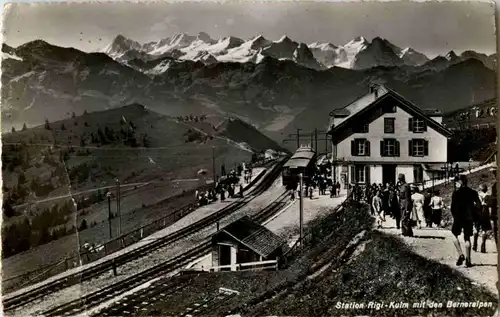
left=2, top=40, right=496, bottom=141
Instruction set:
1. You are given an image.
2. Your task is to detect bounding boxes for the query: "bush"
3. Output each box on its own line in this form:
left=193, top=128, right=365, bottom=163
left=78, top=219, right=88, bottom=231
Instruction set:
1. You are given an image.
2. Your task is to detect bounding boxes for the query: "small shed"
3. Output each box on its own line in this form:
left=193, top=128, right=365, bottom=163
left=211, top=216, right=285, bottom=271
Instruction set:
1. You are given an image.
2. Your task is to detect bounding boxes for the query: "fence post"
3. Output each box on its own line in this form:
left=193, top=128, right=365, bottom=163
left=112, top=259, right=118, bottom=276
left=65, top=258, right=69, bottom=270
left=140, top=228, right=144, bottom=238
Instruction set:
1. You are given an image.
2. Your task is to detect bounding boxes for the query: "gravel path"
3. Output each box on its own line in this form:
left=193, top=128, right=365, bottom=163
left=378, top=217, right=497, bottom=295
left=265, top=189, right=347, bottom=242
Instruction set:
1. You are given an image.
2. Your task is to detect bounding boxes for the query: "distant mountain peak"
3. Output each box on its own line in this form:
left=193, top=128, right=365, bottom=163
left=277, top=35, right=293, bottom=43
left=309, top=42, right=338, bottom=50
left=349, top=36, right=368, bottom=44
left=446, top=50, right=458, bottom=60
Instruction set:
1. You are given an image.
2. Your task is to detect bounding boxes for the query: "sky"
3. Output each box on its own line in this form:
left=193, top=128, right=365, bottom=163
left=1, top=1, right=497, bottom=58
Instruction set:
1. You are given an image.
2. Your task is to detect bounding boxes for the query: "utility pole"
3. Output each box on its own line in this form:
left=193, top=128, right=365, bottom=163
left=283, top=129, right=328, bottom=152
left=116, top=179, right=121, bottom=237
left=314, top=128, right=318, bottom=153
left=296, top=128, right=301, bottom=148
left=107, top=192, right=112, bottom=239
left=325, top=133, right=328, bottom=156
left=299, top=173, right=304, bottom=249
left=212, top=146, right=216, bottom=186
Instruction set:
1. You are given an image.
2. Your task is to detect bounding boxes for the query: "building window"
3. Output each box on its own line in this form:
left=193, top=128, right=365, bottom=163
left=409, top=117, right=427, bottom=133
left=380, top=139, right=400, bottom=157
left=351, top=139, right=370, bottom=156
left=350, top=165, right=366, bottom=183
left=356, top=166, right=365, bottom=183
left=409, top=139, right=429, bottom=157
left=384, top=118, right=395, bottom=133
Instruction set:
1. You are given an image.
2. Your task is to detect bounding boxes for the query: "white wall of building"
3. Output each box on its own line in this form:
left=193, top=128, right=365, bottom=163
left=396, top=165, right=415, bottom=183
left=335, top=106, right=448, bottom=163
left=371, top=165, right=383, bottom=184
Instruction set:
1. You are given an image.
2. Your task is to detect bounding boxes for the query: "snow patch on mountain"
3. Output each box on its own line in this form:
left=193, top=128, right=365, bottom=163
left=399, top=47, right=429, bottom=66
left=2, top=52, right=23, bottom=61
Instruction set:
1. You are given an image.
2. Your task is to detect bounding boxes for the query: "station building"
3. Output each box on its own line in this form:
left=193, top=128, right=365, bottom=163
left=211, top=216, right=284, bottom=271
left=327, top=84, right=454, bottom=188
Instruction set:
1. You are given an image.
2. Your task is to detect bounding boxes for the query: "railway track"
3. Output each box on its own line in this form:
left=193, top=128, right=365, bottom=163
left=4, top=158, right=287, bottom=312
left=85, top=190, right=291, bottom=317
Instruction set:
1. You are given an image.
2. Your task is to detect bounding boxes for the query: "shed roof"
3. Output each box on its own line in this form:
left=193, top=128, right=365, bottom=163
left=217, top=216, right=285, bottom=258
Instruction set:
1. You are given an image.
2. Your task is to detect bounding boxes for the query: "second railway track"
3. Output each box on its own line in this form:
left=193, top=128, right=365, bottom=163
left=4, top=158, right=288, bottom=312
left=41, top=188, right=292, bottom=317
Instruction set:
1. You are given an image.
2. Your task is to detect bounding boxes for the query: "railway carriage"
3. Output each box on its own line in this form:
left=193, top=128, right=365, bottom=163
left=281, top=146, right=317, bottom=189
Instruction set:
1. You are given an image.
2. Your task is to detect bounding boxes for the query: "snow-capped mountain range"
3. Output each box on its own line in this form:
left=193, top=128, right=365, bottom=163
left=103, top=32, right=496, bottom=72
left=104, top=33, right=433, bottom=70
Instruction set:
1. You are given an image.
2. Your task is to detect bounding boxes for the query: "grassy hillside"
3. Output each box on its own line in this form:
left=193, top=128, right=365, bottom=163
left=133, top=200, right=496, bottom=317
left=447, top=127, right=496, bottom=162
left=2, top=104, right=281, bottom=259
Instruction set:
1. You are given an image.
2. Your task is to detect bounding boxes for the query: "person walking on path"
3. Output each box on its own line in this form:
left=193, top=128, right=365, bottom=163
left=488, top=182, right=498, bottom=246
left=423, top=189, right=433, bottom=227
left=372, top=190, right=384, bottom=228
left=382, top=185, right=390, bottom=220
left=450, top=175, right=481, bottom=268
left=429, top=190, right=445, bottom=228
left=474, top=184, right=492, bottom=253
left=411, top=187, right=425, bottom=229
left=388, top=186, right=400, bottom=229
left=398, top=174, right=413, bottom=237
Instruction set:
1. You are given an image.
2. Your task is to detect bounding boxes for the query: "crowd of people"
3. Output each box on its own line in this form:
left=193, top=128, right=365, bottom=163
left=289, top=173, right=342, bottom=201
left=362, top=181, right=446, bottom=230
left=355, top=168, right=498, bottom=268
left=195, top=163, right=250, bottom=207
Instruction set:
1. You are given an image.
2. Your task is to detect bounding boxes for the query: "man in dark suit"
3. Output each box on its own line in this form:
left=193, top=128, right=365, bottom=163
left=398, top=174, right=413, bottom=237
left=450, top=174, right=481, bottom=268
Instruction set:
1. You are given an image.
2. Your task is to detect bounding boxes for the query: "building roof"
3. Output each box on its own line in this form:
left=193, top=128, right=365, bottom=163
left=328, top=85, right=453, bottom=138
left=329, top=85, right=390, bottom=126
left=283, top=147, right=316, bottom=168
left=217, top=216, right=285, bottom=258
left=444, top=98, right=497, bottom=117
left=284, top=158, right=312, bottom=168
left=422, top=109, right=443, bottom=116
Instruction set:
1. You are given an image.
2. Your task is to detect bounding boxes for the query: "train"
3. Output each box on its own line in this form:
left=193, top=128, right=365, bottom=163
left=281, top=146, right=317, bottom=189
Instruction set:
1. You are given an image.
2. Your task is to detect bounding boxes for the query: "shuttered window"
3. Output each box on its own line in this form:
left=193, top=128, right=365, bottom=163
left=380, top=139, right=400, bottom=157
left=350, top=165, right=367, bottom=184
left=409, top=139, right=429, bottom=157
left=350, top=139, right=371, bottom=156
left=409, top=117, right=427, bottom=133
